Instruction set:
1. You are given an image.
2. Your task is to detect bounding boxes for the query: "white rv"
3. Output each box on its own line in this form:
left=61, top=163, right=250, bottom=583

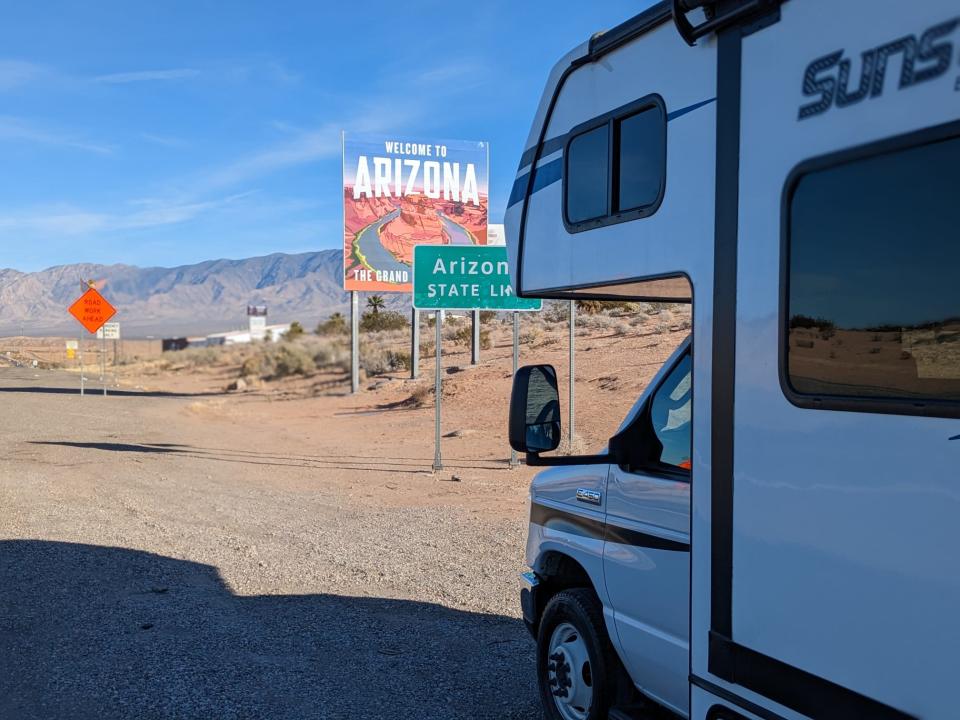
left=504, top=2, right=960, bottom=719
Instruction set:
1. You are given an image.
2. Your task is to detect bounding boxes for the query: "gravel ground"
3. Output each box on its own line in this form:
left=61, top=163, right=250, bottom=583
left=0, top=368, right=543, bottom=719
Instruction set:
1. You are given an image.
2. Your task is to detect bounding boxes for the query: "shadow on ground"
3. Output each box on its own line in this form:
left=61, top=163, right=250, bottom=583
left=0, top=385, right=223, bottom=398
left=0, top=540, right=540, bottom=720
left=29, top=441, right=514, bottom=473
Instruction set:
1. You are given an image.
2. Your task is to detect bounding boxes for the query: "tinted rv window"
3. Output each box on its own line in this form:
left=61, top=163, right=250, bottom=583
left=786, top=133, right=960, bottom=410
left=565, top=125, right=609, bottom=223
left=616, top=106, right=665, bottom=212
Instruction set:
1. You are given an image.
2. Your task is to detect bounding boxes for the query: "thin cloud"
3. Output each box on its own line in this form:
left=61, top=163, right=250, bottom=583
left=0, top=115, right=113, bottom=154
left=94, top=68, right=200, bottom=84
left=193, top=96, right=425, bottom=193
left=141, top=132, right=188, bottom=148
left=0, top=60, right=46, bottom=90
left=0, top=192, right=255, bottom=237
left=414, top=61, right=483, bottom=85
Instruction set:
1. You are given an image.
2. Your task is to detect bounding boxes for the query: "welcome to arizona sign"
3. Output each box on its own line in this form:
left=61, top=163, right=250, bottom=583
left=342, top=133, right=489, bottom=293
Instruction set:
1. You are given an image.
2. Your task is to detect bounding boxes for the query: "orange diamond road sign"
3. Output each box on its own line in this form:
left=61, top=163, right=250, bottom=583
left=68, top=288, right=117, bottom=335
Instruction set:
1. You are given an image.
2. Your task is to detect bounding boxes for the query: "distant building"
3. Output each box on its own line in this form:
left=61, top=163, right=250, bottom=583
left=165, top=324, right=292, bottom=351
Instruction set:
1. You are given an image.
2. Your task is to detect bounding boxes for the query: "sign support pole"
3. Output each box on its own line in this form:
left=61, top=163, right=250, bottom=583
left=79, top=333, right=84, bottom=396
left=471, top=309, right=480, bottom=365
left=510, top=311, right=520, bottom=468
left=101, top=332, right=107, bottom=396
left=569, top=299, right=576, bottom=450
left=350, top=291, right=359, bottom=393
left=411, top=308, right=420, bottom=379
left=433, top=310, right=443, bottom=472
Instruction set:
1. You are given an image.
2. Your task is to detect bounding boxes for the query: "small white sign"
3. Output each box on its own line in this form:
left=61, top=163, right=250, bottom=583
left=65, top=340, right=79, bottom=350
left=96, top=322, right=120, bottom=340
left=249, top=315, right=267, bottom=340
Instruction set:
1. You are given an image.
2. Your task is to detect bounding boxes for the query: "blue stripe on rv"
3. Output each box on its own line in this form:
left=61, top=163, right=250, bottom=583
left=507, top=96, right=716, bottom=209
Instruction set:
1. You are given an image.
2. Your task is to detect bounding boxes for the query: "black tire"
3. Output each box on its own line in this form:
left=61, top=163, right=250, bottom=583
left=536, top=588, right=630, bottom=720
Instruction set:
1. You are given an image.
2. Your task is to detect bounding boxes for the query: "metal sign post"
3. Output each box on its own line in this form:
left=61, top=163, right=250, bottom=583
left=471, top=309, right=481, bottom=365
left=67, top=283, right=117, bottom=398
left=569, top=299, right=576, bottom=450
left=79, top=335, right=84, bottom=396
left=411, top=308, right=420, bottom=379
left=510, top=311, right=520, bottom=467
left=412, top=244, right=541, bottom=470
left=433, top=310, right=443, bottom=471
left=350, top=291, right=360, bottom=393
left=101, top=332, right=107, bottom=396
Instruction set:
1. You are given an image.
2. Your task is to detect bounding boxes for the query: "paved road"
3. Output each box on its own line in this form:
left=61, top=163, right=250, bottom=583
left=354, top=209, right=408, bottom=277
left=0, top=368, right=542, bottom=720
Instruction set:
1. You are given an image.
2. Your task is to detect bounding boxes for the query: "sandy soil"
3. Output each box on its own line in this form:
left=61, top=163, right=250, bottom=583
left=0, top=311, right=688, bottom=719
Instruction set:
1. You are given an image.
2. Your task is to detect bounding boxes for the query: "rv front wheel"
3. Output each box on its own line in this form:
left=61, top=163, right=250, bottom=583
left=537, top=588, right=624, bottom=720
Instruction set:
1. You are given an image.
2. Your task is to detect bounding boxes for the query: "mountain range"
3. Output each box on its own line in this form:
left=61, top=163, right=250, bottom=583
left=0, top=250, right=405, bottom=338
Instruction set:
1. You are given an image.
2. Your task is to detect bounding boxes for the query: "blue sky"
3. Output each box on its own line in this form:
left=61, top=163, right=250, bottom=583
left=0, top=1, right=648, bottom=272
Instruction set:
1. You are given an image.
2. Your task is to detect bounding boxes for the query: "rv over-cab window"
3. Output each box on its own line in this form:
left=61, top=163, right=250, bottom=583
left=566, top=125, right=609, bottom=224
left=563, top=95, right=666, bottom=232
left=784, top=127, right=960, bottom=416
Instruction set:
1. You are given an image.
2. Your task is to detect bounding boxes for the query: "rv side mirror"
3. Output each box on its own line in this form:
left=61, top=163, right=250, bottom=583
left=509, top=365, right=561, bottom=454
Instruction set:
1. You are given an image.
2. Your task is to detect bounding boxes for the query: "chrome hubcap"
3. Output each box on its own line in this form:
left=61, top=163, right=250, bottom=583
left=547, top=622, right=593, bottom=720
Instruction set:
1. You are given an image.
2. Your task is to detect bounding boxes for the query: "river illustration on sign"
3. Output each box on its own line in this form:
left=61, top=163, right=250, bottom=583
left=342, top=133, right=489, bottom=293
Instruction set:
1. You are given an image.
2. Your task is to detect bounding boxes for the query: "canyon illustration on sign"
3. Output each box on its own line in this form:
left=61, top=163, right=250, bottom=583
left=342, top=133, right=489, bottom=293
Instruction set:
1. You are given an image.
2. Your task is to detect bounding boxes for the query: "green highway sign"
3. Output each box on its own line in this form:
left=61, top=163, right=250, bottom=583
left=412, top=245, right=541, bottom=311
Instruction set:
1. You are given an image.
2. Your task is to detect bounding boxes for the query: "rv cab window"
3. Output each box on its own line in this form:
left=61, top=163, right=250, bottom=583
left=785, top=127, right=960, bottom=416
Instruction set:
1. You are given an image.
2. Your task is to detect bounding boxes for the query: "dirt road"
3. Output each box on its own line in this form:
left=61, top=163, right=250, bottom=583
left=0, top=367, right=541, bottom=719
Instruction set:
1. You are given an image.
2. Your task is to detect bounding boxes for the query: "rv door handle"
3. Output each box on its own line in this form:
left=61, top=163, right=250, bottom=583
left=576, top=488, right=602, bottom=505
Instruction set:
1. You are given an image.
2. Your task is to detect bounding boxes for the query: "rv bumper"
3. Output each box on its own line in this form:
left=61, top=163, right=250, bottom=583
left=519, top=570, right=541, bottom=637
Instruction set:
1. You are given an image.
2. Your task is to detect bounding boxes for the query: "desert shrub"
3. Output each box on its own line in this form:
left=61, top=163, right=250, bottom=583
left=795, top=338, right=815, bottom=349
left=312, top=341, right=350, bottom=371
left=448, top=325, right=491, bottom=349
left=176, top=346, right=222, bottom=368
left=361, top=310, right=408, bottom=332
left=360, top=344, right=410, bottom=375
left=543, top=302, right=569, bottom=324
left=520, top=327, right=542, bottom=345
left=580, top=314, right=617, bottom=331
left=613, top=321, right=631, bottom=336
left=629, top=315, right=648, bottom=328
left=479, top=310, right=497, bottom=323
left=271, top=344, right=315, bottom=378
left=420, top=340, right=435, bottom=356
left=316, top=312, right=347, bottom=335
left=241, top=354, right=269, bottom=378
left=387, top=350, right=410, bottom=370
left=575, top=300, right=606, bottom=315
left=284, top=321, right=305, bottom=340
